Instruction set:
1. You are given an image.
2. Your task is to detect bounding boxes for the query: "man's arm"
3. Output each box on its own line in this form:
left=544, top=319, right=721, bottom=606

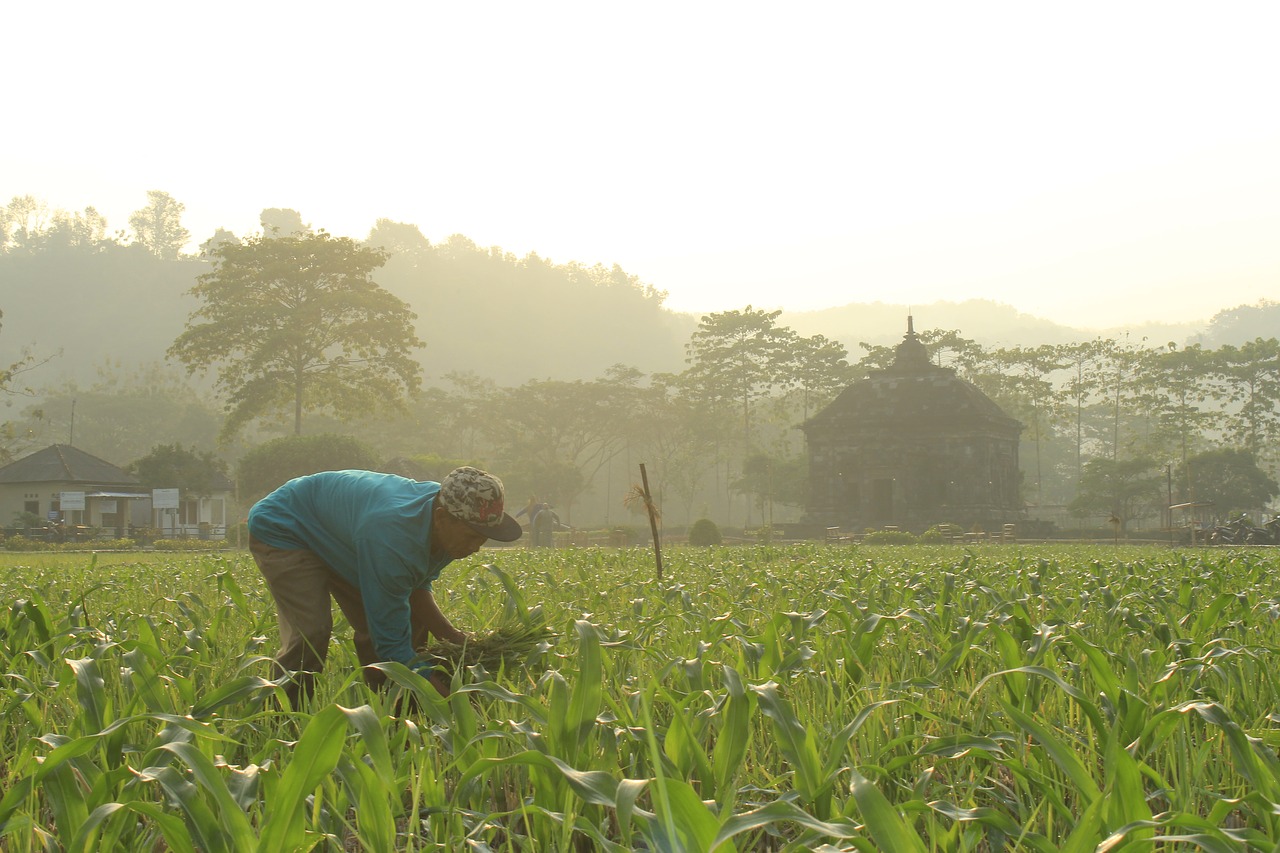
left=412, top=588, right=465, bottom=644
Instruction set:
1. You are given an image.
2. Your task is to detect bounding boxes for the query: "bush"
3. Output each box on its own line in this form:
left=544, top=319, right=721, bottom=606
left=152, top=538, right=230, bottom=551
left=688, top=518, right=722, bottom=546
left=237, top=433, right=380, bottom=502
left=862, top=529, right=918, bottom=545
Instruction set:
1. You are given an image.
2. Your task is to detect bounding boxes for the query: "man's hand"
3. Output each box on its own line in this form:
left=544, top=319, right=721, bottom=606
left=439, top=627, right=467, bottom=645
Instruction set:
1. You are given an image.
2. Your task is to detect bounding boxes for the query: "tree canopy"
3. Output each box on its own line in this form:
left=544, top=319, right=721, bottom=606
left=236, top=433, right=380, bottom=501
left=127, top=443, right=229, bottom=497
left=129, top=190, right=190, bottom=260
left=1178, top=448, right=1278, bottom=518
left=169, top=231, right=424, bottom=441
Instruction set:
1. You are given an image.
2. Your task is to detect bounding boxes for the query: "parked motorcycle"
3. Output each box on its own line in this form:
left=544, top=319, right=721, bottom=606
left=1208, top=515, right=1278, bottom=546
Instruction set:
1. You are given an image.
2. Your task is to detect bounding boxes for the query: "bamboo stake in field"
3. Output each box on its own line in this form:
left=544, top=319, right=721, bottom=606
left=630, top=463, right=663, bottom=581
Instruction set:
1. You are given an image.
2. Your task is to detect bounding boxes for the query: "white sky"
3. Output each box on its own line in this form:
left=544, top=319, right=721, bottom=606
left=4, top=1, right=1279, bottom=328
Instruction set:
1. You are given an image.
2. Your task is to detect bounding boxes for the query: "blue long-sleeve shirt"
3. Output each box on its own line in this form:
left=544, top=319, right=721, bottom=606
left=247, top=470, right=453, bottom=666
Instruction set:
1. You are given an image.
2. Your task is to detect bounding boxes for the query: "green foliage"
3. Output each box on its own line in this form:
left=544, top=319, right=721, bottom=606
left=128, top=190, right=190, bottom=260
left=168, top=230, right=424, bottom=441
left=1179, top=447, right=1278, bottom=517
left=235, top=433, right=379, bottom=501
left=687, top=517, right=722, bottom=546
left=150, top=537, right=230, bottom=551
left=861, top=528, right=918, bottom=544
left=127, top=443, right=229, bottom=496
left=5, top=545, right=1280, bottom=848
left=1069, top=456, right=1163, bottom=533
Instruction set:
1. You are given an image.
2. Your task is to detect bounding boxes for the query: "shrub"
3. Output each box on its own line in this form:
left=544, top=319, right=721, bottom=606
left=862, top=529, right=918, bottom=545
left=152, top=538, right=229, bottom=551
left=688, top=518, right=722, bottom=546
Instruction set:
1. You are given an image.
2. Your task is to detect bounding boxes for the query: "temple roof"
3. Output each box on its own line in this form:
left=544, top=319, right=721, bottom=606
left=803, top=319, right=1022, bottom=435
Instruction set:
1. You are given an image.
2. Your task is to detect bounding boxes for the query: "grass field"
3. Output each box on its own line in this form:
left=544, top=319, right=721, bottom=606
left=2, top=543, right=1280, bottom=851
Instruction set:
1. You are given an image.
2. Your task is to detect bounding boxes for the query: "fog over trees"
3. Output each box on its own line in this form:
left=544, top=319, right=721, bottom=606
left=2, top=192, right=1278, bottom=534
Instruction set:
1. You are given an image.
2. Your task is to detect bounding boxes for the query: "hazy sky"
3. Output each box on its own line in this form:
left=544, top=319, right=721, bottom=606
left=5, top=2, right=1278, bottom=328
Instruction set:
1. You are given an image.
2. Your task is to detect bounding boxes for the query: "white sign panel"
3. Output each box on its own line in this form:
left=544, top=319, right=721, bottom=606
left=99, top=500, right=117, bottom=513
left=152, top=488, right=180, bottom=509
left=60, top=491, right=86, bottom=510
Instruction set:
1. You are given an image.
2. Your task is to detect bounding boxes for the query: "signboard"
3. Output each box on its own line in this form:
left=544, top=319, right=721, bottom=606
left=61, top=491, right=86, bottom=510
left=152, top=488, right=180, bottom=509
left=99, top=500, right=117, bottom=513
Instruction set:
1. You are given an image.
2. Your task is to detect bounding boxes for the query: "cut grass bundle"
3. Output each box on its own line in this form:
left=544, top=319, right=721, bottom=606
left=417, top=615, right=555, bottom=677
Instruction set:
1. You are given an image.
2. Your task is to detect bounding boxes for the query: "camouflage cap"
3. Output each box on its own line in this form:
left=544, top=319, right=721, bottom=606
left=438, top=466, right=523, bottom=541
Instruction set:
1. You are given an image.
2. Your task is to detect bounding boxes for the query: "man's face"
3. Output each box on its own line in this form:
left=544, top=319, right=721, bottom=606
left=432, top=504, right=489, bottom=559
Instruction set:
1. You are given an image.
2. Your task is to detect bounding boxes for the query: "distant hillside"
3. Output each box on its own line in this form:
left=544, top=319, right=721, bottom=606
left=2, top=229, right=1267, bottom=395
left=780, top=298, right=1210, bottom=356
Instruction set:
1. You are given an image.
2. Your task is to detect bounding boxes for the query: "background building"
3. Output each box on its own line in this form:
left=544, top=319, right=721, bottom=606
left=803, top=319, right=1023, bottom=533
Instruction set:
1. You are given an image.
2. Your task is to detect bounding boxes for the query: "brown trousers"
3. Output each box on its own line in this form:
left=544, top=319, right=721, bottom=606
left=249, top=534, right=434, bottom=706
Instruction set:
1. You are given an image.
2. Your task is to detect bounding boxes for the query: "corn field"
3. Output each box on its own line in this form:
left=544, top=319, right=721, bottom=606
left=3, top=544, right=1280, bottom=851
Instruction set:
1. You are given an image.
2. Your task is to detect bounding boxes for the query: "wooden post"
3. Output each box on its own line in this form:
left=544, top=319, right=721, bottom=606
left=640, top=463, right=663, bottom=581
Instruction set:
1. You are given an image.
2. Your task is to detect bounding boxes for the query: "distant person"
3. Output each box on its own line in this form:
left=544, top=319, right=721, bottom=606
left=530, top=502, right=567, bottom=548
left=514, top=495, right=543, bottom=525
left=247, top=466, right=522, bottom=706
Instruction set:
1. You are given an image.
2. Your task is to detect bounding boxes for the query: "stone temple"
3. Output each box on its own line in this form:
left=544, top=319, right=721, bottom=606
left=802, top=318, right=1023, bottom=533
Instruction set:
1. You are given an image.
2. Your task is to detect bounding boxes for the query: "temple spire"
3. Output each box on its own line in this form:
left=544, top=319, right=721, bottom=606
left=891, top=313, right=930, bottom=372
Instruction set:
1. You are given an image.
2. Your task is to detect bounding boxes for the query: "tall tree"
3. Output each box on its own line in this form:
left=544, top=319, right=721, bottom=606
left=1096, top=334, right=1151, bottom=462
left=0, top=195, right=51, bottom=252
left=1137, top=342, right=1220, bottom=494
left=1055, top=339, right=1111, bottom=482
left=684, top=306, right=797, bottom=452
left=168, top=231, right=424, bottom=441
left=684, top=306, right=798, bottom=525
left=779, top=333, right=852, bottom=422
left=129, top=190, right=190, bottom=260
left=1214, top=338, right=1280, bottom=456
left=986, top=344, right=1067, bottom=508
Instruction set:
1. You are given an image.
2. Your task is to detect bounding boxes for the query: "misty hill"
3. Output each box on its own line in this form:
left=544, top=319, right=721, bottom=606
left=1, top=225, right=1270, bottom=395
left=782, top=299, right=1210, bottom=354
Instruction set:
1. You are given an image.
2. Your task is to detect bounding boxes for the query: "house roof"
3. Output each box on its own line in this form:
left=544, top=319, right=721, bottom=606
left=0, top=444, right=140, bottom=486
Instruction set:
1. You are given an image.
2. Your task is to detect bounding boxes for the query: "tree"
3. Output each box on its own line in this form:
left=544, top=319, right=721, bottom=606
left=1177, top=448, right=1277, bottom=519
left=1214, top=338, right=1280, bottom=456
left=168, top=231, right=424, bottom=441
left=18, top=365, right=224, bottom=465
left=1136, top=342, right=1220, bottom=488
left=1096, top=334, right=1151, bottom=462
left=779, top=333, right=852, bottom=422
left=732, top=451, right=807, bottom=530
left=0, top=308, right=55, bottom=463
left=236, top=433, right=379, bottom=501
left=478, top=375, right=633, bottom=521
left=129, top=190, right=190, bottom=260
left=1200, top=300, right=1280, bottom=347
left=984, top=344, right=1067, bottom=508
left=127, top=443, right=229, bottom=497
left=1068, top=456, right=1162, bottom=534
left=260, top=208, right=311, bottom=237
left=0, top=195, right=50, bottom=252
left=0, top=309, right=42, bottom=397
left=684, top=306, right=797, bottom=451
left=1056, top=339, right=1111, bottom=482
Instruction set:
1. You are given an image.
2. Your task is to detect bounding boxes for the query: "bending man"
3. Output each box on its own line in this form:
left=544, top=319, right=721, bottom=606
left=247, top=466, right=523, bottom=706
